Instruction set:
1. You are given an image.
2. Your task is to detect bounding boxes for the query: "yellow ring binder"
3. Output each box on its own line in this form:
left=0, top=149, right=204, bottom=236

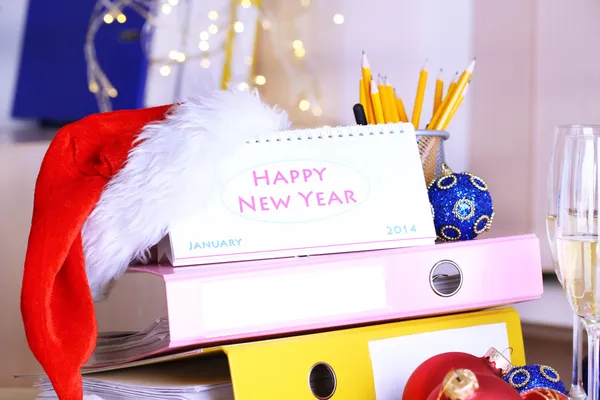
left=31, top=307, right=525, bottom=399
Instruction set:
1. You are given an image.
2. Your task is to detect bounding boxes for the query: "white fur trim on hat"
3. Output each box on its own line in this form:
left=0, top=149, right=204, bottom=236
left=81, top=89, right=291, bottom=301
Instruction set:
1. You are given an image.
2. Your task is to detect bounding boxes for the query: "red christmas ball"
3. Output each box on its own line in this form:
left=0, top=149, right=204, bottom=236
left=519, top=388, right=569, bottom=399
left=403, top=348, right=514, bottom=400
left=426, top=370, right=521, bottom=400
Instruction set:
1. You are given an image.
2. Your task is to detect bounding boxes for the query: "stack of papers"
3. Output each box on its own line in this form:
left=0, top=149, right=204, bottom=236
left=87, top=318, right=170, bottom=367
left=35, top=354, right=233, bottom=400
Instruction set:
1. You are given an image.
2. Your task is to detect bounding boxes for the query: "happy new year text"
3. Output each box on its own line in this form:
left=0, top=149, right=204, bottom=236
left=237, top=167, right=358, bottom=213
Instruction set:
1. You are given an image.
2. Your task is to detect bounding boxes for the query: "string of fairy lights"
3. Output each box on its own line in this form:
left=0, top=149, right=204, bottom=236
left=84, top=0, right=345, bottom=118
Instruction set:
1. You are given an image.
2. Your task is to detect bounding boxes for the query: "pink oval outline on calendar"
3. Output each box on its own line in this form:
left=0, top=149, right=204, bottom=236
left=219, top=159, right=371, bottom=224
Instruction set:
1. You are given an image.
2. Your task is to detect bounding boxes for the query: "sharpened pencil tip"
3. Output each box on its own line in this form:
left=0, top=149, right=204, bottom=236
left=466, top=58, right=476, bottom=73
left=361, top=51, right=370, bottom=69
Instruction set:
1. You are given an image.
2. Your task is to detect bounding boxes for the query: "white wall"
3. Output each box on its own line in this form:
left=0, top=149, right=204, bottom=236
left=531, top=0, right=600, bottom=272
left=470, top=0, right=536, bottom=241
left=473, top=0, right=600, bottom=273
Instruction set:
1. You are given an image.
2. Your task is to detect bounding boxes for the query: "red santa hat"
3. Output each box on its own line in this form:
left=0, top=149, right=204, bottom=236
left=20, top=89, right=290, bottom=399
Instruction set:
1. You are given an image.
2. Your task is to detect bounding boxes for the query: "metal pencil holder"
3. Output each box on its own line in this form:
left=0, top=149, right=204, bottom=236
left=415, top=129, right=450, bottom=185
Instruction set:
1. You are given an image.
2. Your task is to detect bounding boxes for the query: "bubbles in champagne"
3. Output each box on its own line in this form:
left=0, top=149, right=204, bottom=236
left=557, top=234, right=600, bottom=322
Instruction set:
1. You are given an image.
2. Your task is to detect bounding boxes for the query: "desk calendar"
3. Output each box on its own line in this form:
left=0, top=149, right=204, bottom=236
left=158, top=122, right=436, bottom=266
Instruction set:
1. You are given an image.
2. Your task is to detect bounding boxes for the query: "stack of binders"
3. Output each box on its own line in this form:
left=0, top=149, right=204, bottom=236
left=34, top=123, right=544, bottom=399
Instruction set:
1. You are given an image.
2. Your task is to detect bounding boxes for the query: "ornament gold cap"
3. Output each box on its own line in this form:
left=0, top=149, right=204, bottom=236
left=440, top=163, right=454, bottom=176
left=484, top=347, right=514, bottom=376
left=441, top=369, right=479, bottom=400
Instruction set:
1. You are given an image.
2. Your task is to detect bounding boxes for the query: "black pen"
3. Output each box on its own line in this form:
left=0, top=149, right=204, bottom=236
left=353, top=103, right=368, bottom=125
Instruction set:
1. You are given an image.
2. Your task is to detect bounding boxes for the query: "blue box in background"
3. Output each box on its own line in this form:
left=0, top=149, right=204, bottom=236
left=12, top=0, right=149, bottom=124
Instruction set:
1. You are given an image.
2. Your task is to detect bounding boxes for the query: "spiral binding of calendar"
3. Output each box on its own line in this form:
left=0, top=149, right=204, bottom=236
left=245, top=123, right=410, bottom=144
left=245, top=123, right=449, bottom=185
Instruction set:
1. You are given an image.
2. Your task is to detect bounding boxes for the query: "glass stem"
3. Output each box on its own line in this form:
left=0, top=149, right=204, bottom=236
left=570, top=314, right=586, bottom=399
left=586, top=319, right=600, bottom=400
left=576, top=315, right=584, bottom=387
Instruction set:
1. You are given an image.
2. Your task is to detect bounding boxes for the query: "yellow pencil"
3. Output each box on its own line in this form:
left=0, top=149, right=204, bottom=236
left=378, top=75, right=398, bottom=123
left=411, top=59, right=428, bottom=129
left=433, top=59, right=476, bottom=130
left=360, top=78, right=367, bottom=116
left=445, top=71, right=459, bottom=102
left=384, top=77, right=400, bottom=123
left=377, top=75, right=390, bottom=123
left=433, top=68, right=444, bottom=115
left=429, top=71, right=458, bottom=128
left=446, top=71, right=460, bottom=96
left=361, top=51, right=375, bottom=124
left=441, top=81, right=470, bottom=130
left=370, top=80, right=385, bottom=124
left=394, top=89, right=409, bottom=123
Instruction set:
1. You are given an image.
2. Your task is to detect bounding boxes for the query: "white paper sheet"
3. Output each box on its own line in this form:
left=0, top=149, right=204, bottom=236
left=37, top=355, right=234, bottom=400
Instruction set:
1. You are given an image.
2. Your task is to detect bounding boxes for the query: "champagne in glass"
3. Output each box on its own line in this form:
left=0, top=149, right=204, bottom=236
left=556, top=127, right=600, bottom=399
left=558, top=234, right=599, bottom=320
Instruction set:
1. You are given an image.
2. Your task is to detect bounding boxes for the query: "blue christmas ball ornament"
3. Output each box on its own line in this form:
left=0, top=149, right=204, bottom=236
left=503, top=364, right=567, bottom=395
left=427, top=163, right=494, bottom=242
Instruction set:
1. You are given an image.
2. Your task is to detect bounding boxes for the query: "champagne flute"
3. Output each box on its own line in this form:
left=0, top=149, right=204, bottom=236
left=555, top=125, right=600, bottom=399
left=547, top=125, right=586, bottom=398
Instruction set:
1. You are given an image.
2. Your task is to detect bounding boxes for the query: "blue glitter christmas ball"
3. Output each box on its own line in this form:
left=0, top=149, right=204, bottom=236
left=503, top=364, right=567, bottom=395
left=428, top=163, right=494, bottom=242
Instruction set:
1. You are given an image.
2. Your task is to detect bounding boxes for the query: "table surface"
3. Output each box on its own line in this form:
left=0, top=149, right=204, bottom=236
left=513, top=276, right=574, bottom=328
left=0, top=388, right=38, bottom=400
